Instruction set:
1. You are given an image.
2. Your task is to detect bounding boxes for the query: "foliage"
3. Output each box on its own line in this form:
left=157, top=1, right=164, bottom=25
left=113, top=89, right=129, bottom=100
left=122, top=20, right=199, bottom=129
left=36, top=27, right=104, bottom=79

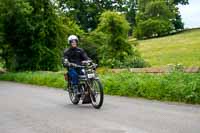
left=134, top=18, right=174, bottom=39
left=135, top=0, right=189, bottom=39
left=0, top=71, right=200, bottom=104
left=0, top=0, right=34, bottom=70
left=134, top=1, right=174, bottom=39
left=167, top=0, right=189, bottom=29
left=172, top=0, right=189, bottom=5
left=79, top=31, right=107, bottom=64
left=145, top=1, right=173, bottom=19
left=101, top=72, right=200, bottom=104
left=0, top=0, right=83, bottom=71
left=58, top=0, right=137, bottom=32
left=58, top=0, right=187, bottom=33
left=0, top=0, right=189, bottom=70
left=95, top=11, right=147, bottom=68
left=96, top=11, right=132, bottom=58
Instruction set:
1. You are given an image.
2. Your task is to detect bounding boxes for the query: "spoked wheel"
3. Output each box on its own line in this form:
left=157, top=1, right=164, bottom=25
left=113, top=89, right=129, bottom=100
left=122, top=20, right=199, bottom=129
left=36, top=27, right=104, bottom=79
left=89, top=79, right=104, bottom=109
left=68, top=87, right=80, bottom=105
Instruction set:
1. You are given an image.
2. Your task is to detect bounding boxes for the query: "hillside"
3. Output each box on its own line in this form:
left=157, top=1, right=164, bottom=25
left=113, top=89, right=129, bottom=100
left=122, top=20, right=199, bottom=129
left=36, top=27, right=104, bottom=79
left=137, top=29, right=200, bottom=67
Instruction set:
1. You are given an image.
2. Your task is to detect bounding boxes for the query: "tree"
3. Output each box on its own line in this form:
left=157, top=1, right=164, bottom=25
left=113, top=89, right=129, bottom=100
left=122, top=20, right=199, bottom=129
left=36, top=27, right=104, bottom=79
left=0, top=0, right=82, bottom=71
left=134, top=0, right=174, bottom=39
left=137, top=0, right=188, bottom=34
left=172, top=0, right=189, bottom=5
left=0, top=0, right=33, bottom=70
left=167, top=0, right=189, bottom=30
left=124, top=0, right=138, bottom=35
left=138, top=0, right=152, bottom=12
left=96, top=11, right=147, bottom=68
left=0, top=0, right=5, bottom=67
left=97, top=11, right=132, bottom=60
left=58, top=0, right=137, bottom=32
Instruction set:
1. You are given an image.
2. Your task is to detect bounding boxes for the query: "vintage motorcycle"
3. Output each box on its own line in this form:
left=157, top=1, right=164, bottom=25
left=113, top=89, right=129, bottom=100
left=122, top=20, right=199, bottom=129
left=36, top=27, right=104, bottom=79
left=64, top=60, right=104, bottom=109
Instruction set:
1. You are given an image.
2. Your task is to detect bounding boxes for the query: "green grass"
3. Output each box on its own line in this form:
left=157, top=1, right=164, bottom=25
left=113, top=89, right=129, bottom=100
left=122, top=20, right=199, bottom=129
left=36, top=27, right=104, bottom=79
left=136, top=29, right=200, bottom=67
left=0, top=71, right=200, bottom=104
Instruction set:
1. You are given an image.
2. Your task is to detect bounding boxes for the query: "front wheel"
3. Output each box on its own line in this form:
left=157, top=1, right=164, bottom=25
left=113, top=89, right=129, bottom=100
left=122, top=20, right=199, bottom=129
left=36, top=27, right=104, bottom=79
left=89, top=79, right=104, bottom=109
left=68, top=86, right=80, bottom=105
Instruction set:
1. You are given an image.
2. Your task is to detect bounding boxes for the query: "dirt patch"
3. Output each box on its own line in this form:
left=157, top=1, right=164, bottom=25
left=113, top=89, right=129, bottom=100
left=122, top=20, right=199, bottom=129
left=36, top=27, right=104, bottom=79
left=111, top=67, right=200, bottom=73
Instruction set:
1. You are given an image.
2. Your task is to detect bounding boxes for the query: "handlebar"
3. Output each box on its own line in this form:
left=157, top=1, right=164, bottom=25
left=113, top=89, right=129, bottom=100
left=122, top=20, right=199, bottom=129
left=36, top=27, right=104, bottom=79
left=73, top=63, right=97, bottom=69
left=64, top=59, right=97, bottom=69
left=81, top=60, right=92, bottom=65
left=76, top=65, right=85, bottom=68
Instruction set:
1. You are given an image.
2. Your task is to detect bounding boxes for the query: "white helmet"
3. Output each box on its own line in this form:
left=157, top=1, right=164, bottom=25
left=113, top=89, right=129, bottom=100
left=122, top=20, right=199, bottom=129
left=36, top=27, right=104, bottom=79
left=68, top=35, right=78, bottom=44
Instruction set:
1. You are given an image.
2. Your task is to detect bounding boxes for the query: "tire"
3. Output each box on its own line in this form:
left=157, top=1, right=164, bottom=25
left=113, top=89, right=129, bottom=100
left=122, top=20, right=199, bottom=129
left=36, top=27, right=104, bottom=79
left=89, top=79, right=104, bottom=109
left=68, top=87, right=80, bottom=105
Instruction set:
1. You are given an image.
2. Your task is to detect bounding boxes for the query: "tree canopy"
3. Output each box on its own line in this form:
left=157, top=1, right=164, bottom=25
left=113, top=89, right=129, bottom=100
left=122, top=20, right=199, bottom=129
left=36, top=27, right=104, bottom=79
left=0, top=0, right=81, bottom=71
left=58, top=0, right=137, bottom=32
left=134, top=0, right=188, bottom=39
left=0, top=0, right=188, bottom=70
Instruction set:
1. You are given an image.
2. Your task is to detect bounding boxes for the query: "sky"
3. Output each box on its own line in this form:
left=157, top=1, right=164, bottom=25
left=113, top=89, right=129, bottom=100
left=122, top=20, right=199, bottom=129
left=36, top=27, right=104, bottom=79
left=178, top=0, right=200, bottom=28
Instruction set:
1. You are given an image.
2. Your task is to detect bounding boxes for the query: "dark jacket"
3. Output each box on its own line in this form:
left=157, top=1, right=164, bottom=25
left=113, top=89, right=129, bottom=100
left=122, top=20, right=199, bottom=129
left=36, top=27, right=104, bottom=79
left=63, top=47, right=89, bottom=65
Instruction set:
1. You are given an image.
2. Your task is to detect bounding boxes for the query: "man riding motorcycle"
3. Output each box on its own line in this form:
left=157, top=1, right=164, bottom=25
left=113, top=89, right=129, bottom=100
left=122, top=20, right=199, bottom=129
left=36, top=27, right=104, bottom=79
left=63, top=35, right=90, bottom=96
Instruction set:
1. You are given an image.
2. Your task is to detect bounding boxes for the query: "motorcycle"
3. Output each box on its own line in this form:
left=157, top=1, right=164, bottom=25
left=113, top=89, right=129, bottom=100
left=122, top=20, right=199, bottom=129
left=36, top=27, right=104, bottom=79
left=64, top=60, right=104, bottom=109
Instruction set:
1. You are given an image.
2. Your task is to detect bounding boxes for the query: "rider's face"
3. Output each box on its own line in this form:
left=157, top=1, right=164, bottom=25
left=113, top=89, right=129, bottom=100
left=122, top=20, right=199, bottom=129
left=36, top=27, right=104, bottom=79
left=71, top=40, right=77, bottom=48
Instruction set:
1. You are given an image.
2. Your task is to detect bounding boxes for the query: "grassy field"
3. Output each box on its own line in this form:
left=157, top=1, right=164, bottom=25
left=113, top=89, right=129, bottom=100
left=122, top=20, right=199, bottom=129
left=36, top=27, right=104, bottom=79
left=0, top=71, right=200, bottom=104
left=137, top=29, right=200, bottom=67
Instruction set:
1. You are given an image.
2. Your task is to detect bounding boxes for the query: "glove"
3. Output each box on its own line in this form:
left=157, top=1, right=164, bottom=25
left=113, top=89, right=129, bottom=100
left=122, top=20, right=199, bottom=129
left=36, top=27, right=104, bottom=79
left=69, top=63, right=78, bottom=67
left=63, top=59, right=70, bottom=67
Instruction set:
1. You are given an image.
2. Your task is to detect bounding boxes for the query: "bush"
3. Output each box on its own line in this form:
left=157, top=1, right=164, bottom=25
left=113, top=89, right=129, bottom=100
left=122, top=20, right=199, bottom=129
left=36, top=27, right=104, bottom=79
left=96, top=11, right=132, bottom=59
left=100, top=55, right=149, bottom=68
left=0, top=71, right=200, bottom=104
left=95, top=11, right=146, bottom=68
left=101, top=72, right=200, bottom=104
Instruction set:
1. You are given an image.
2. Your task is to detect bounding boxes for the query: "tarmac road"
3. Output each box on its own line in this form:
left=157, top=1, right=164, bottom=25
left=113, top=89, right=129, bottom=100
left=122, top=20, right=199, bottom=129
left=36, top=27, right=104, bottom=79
left=0, top=81, right=199, bottom=133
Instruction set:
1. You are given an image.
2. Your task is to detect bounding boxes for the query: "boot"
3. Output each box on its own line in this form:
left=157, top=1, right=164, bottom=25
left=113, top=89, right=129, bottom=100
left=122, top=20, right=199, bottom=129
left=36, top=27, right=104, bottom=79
left=73, top=85, right=80, bottom=96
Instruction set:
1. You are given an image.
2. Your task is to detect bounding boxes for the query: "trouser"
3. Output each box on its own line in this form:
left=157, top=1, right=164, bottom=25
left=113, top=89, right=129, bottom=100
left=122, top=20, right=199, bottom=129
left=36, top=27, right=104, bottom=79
left=68, top=68, right=79, bottom=85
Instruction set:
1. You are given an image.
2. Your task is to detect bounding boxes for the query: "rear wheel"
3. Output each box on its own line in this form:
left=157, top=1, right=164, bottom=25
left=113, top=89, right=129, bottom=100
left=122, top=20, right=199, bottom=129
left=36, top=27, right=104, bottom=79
left=89, top=79, right=104, bottom=109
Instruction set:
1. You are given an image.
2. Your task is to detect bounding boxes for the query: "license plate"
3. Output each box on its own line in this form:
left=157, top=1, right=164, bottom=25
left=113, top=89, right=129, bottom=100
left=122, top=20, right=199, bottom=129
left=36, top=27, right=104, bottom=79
left=87, top=73, right=95, bottom=78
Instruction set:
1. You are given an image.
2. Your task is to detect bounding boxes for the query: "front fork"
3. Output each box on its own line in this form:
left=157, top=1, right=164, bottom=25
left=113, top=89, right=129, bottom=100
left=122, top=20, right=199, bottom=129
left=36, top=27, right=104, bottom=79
left=64, top=72, right=95, bottom=97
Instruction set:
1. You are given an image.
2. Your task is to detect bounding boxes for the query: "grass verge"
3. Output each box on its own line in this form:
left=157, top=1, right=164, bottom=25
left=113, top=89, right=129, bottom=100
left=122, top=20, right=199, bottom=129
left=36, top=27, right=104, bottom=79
left=0, top=71, right=200, bottom=104
left=0, top=71, right=66, bottom=89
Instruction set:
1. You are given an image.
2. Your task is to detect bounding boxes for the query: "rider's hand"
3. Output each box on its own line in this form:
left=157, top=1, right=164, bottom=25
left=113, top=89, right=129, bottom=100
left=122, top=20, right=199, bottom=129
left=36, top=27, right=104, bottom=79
left=69, top=63, right=77, bottom=67
left=81, top=61, right=86, bottom=64
left=69, top=63, right=82, bottom=68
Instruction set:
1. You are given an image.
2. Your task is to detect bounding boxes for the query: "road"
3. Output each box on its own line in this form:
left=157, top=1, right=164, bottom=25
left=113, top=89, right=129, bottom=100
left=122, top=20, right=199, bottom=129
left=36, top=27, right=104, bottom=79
left=0, top=81, right=200, bottom=133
